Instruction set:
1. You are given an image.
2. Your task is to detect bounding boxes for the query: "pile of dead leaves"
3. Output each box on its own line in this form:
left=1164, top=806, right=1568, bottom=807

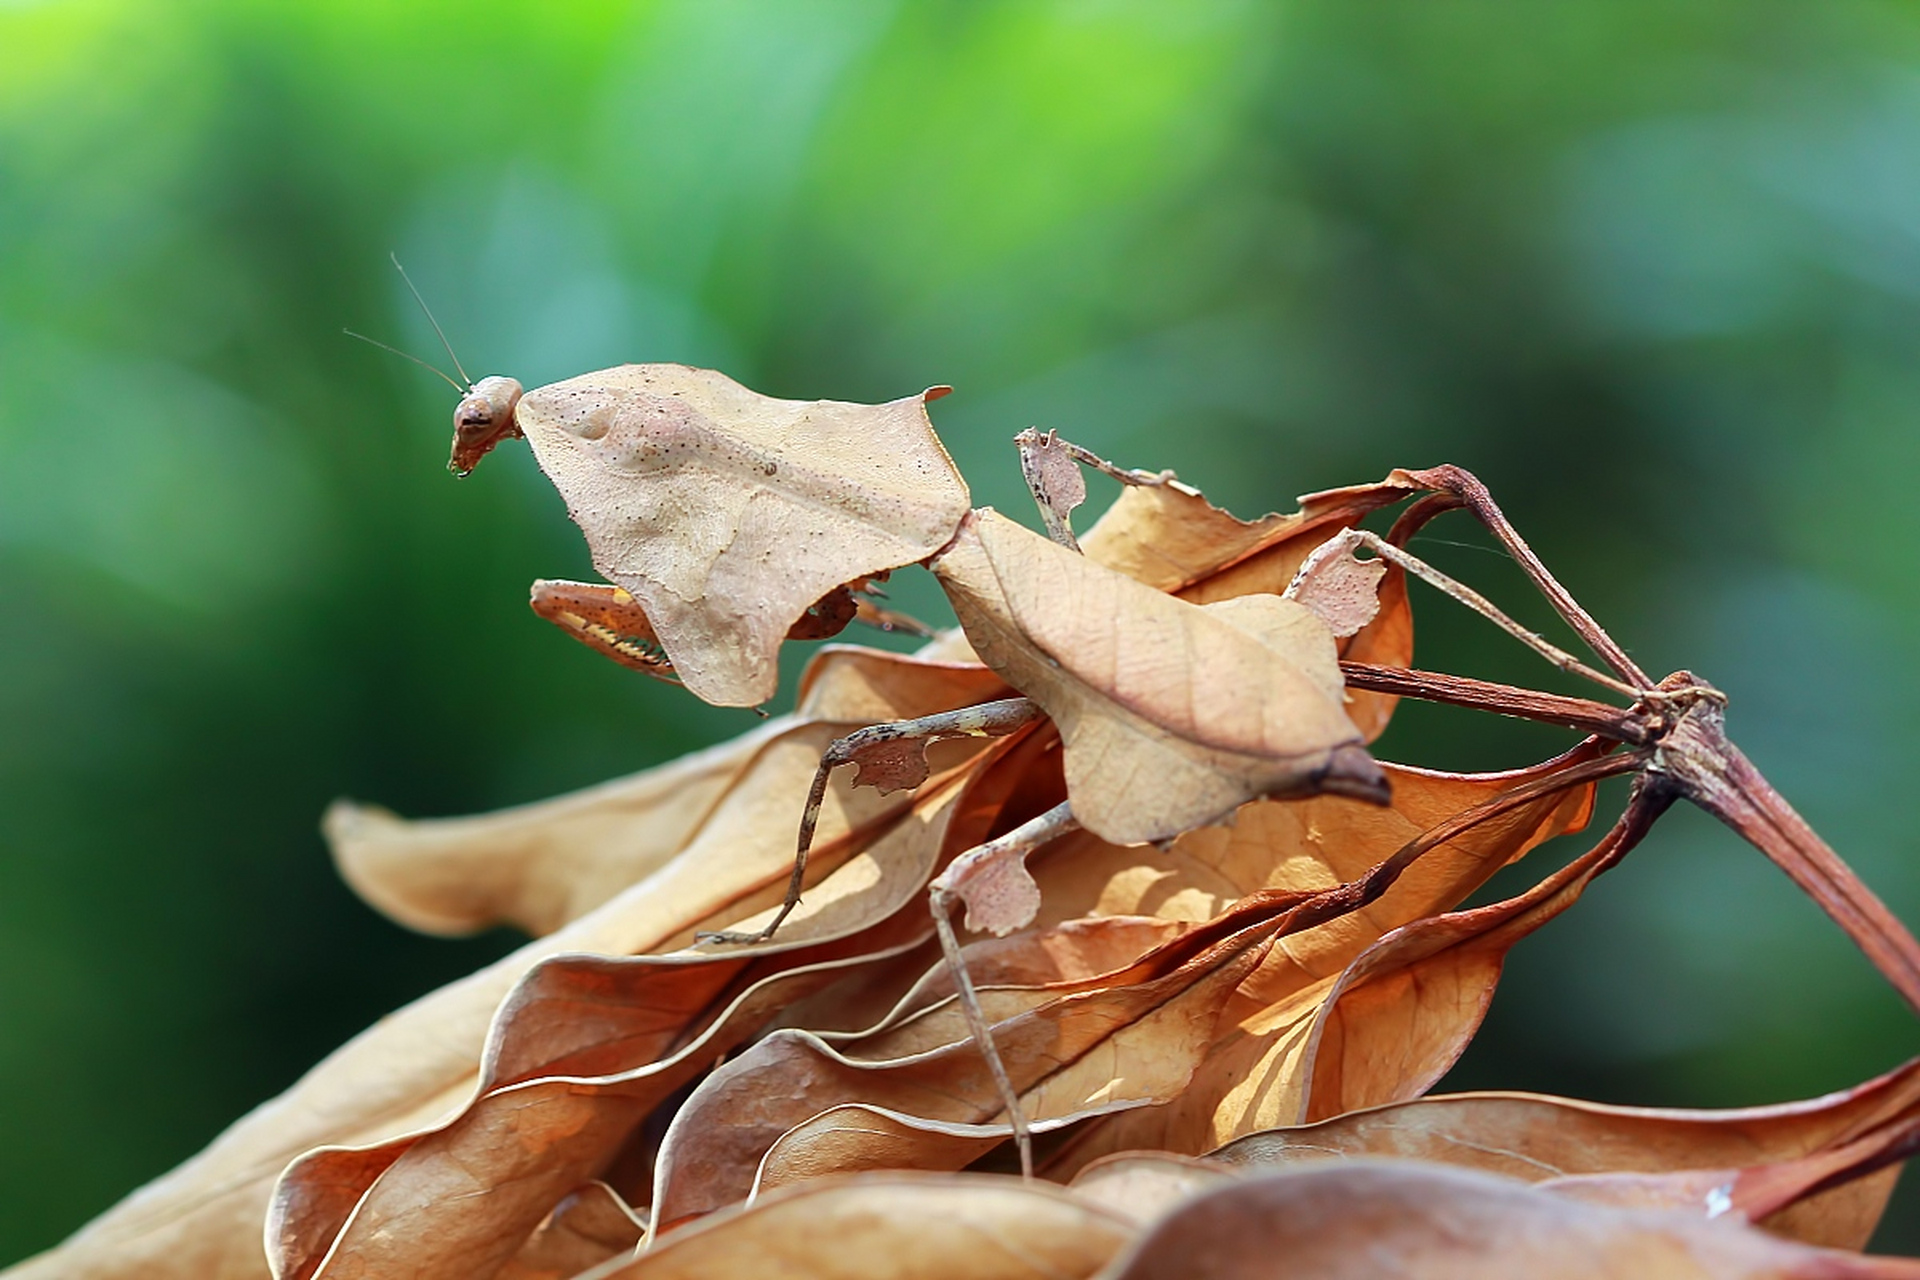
left=13, top=367, right=1920, bottom=1279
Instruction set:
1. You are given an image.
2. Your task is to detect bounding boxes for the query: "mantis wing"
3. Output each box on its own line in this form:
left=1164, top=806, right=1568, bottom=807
left=931, top=509, right=1385, bottom=845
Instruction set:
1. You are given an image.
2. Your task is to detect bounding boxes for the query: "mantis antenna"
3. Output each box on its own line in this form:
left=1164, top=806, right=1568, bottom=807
left=343, top=254, right=477, bottom=394
left=342, top=328, right=465, bottom=392
left=389, top=252, right=471, bottom=388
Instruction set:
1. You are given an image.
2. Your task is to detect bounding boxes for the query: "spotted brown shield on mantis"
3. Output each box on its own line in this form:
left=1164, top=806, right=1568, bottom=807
left=453, top=363, right=972, bottom=707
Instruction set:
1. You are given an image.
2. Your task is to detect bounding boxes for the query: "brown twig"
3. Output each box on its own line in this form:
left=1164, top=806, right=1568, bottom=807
left=937, top=746, right=1635, bottom=1182
left=1338, top=749, right=1646, bottom=911
left=1643, top=687, right=1920, bottom=1016
left=1341, top=651, right=1920, bottom=1016
left=1339, top=662, right=1649, bottom=745
left=1335, top=468, right=1920, bottom=1015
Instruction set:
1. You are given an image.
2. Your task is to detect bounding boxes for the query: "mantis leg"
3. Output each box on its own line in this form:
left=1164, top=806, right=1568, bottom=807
left=1400, top=466, right=1654, bottom=691
left=1286, top=529, right=1648, bottom=702
left=1014, top=428, right=1176, bottom=551
left=529, top=579, right=678, bottom=682
left=851, top=596, right=940, bottom=638
left=696, top=697, right=1045, bottom=947
left=928, top=799, right=1080, bottom=1180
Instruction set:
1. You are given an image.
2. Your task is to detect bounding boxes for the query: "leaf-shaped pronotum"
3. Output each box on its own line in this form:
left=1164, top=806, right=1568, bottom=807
left=452, top=365, right=971, bottom=706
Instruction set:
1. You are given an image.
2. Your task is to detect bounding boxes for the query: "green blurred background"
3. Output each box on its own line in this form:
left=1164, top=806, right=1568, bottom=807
left=4, top=0, right=1920, bottom=1261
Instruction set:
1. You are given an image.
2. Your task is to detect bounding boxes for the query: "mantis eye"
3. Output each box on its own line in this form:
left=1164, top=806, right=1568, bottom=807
left=449, top=375, right=525, bottom=475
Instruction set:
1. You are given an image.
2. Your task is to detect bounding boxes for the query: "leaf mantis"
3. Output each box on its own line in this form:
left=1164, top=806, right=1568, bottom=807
left=437, top=359, right=1920, bottom=1180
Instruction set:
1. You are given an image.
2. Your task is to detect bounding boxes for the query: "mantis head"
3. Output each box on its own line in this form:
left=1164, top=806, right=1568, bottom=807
left=449, top=376, right=525, bottom=476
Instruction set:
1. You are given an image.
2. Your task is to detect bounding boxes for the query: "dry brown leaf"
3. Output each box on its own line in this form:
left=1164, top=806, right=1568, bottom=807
left=323, top=723, right=786, bottom=937
left=1077, top=471, right=1419, bottom=740
left=1066, top=1153, right=1237, bottom=1223
left=495, top=1182, right=644, bottom=1280
left=1024, top=744, right=1601, bottom=968
left=514, top=364, right=971, bottom=706
left=1074, top=473, right=1418, bottom=598
left=663, top=752, right=1598, bottom=1222
left=875, top=915, right=1195, bottom=1024
left=793, top=646, right=1013, bottom=723
left=1222, top=1070, right=1919, bottom=1198
left=269, top=937, right=926, bottom=1280
left=594, top=1173, right=1136, bottom=1280
left=650, top=903, right=1300, bottom=1229
left=1203, top=1056, right=1920, bottom=1250
left=931, top=509, right=1386, bottom=845
left=1044, top=745, right=1604, bottom=1173
left=753, top=1104, right=1117, bottom=1199
left=324, top=652, right=1007, bottom=938
left=1293, top=797, right=1633, bottom=1126
left=264, top=722, right=1062, bottom=1280
left=1541, top=1097, right=1919, bottom=1248
left=1094, top=1162, right=1920, bottom=1280
left=9, top=648, right=1005, bottom=1280
left=1541, top=1158, right=1906, bottom=1254
left=750, top=918, right=1197, bottom=1192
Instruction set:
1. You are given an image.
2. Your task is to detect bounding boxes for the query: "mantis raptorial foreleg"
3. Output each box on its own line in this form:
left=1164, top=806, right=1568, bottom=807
left=695, top=697, right=1045, bottom=946
left=530, top=579, right=937, bottom=685
left=850, top=596, right=940, bottom=638
left=529, top=580, right=680, bottom=682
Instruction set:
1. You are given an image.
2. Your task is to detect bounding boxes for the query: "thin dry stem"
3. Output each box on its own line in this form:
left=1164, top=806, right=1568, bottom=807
left=1648, top=692, right=1920, bottom=1016
left=1338, top=749, right=1645, bottom=912
left=1338, top=661, right=1649, bottom=745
